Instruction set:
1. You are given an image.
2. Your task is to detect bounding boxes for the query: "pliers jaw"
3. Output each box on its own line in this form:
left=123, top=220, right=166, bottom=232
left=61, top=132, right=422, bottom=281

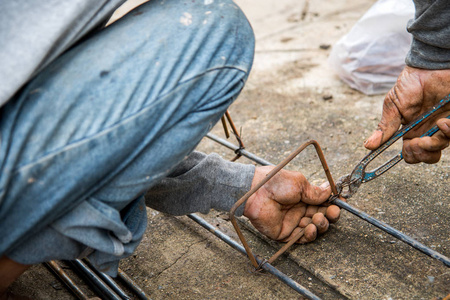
left=334, top=171, right=362, bottom=200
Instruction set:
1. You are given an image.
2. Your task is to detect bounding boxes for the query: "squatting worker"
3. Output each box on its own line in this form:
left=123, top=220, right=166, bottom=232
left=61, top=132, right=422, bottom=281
left=0, top=1, right=449, bottom=299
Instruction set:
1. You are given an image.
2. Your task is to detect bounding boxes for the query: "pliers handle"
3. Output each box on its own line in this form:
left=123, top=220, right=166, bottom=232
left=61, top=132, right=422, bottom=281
left=336, top=95, right=450, bottom=199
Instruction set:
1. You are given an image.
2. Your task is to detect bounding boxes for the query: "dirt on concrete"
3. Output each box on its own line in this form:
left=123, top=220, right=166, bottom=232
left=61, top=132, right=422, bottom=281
left=10, top=0, right=449, bottom=299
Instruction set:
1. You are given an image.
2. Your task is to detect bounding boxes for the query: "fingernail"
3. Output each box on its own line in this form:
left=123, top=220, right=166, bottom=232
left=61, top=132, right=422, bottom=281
left=365, top=130, right=382, bottom=146
left=404, top=146, right=412, bottom=156
left=320, top=182, right=330, bottom=189
left=412, top=148, right=422, bottom=155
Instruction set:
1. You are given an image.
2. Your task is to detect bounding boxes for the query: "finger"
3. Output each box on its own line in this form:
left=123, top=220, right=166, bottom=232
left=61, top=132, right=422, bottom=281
left=402, top=140, right=420, bottom=164
left=415, top=118, right=450, bottom=154
left=403, top=138, right=442, bottom=164
left=312, top=213, right=329, bottom=234
left=325, top=205, right=341, bottom=223
left=317, top=183, right=332, bottom=207
left=301, top=183, right=332, bottom=205
left=277, top=204, right=307, bottom=240
left=364, top=88, right=403, bottom=150
left=279, top=227, right=303, bottom=243
left=417, top=135, right=449, bottom=152
left=437, top=118, right=450, bottom=138
left=299, top=216, right=312, bottom=228
left=305, top=205, right=318, bottom=218
left=318, top=206, right=328, bottom=215
left=298, top=224, right=317, bottom=244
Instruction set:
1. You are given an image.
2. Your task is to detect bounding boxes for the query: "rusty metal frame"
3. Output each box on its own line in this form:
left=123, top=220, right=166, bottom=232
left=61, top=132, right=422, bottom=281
left=229, top=140, right=340, bottom=269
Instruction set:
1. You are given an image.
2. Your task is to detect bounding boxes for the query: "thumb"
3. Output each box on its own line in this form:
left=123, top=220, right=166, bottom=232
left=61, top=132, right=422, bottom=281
left=301, top=181, right=332, bottom=205
left=364, top=88, right=403, bottom=150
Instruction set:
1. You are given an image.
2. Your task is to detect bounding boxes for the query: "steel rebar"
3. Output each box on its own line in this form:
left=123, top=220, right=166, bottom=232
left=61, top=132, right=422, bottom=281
left=45, top=261, right=91, bottom=300
left=333, top=199, right=450, bottom=267
left=117, top=268, right=151, bottom=300
left=82, top=259, right=131, bottom=300
left=206, top=133, right=271, bottom=165
left=69, top=259, right=123, bottom=300
left=187, top=213, right=321, bottom=300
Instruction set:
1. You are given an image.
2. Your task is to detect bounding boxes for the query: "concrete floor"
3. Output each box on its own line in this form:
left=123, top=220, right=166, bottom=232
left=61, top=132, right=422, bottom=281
left=11, top=0, right=449, bottom=299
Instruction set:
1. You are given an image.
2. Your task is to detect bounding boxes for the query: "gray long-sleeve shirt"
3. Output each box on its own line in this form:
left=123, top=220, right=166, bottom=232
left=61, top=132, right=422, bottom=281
left=0, top=0, right=126, bottom=107
left=406, top=0, right=450, bottom=69
left=146, top=151, right=253, bottom=216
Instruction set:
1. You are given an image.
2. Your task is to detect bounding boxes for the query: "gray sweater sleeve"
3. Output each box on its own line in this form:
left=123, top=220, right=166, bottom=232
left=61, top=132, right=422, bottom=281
left=0, top=0, right=126, bottom=107
left=145, top=152, right=255, bottom=217
left=406, top=0, right=450, bottom=69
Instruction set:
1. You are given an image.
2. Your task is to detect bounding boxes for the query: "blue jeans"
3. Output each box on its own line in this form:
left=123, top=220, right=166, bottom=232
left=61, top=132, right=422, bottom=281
left=0, top=0, right=254, bottom=274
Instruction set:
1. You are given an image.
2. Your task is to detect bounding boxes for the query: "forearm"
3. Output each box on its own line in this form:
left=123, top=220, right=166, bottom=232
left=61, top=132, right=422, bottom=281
left=406, top=0, right=450, bottom=69
left=145, top=151, right=255, bottom=216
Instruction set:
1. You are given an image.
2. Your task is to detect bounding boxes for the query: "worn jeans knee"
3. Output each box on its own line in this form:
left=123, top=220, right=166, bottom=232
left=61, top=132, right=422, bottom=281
left=0, top=0, right=255, bottom=270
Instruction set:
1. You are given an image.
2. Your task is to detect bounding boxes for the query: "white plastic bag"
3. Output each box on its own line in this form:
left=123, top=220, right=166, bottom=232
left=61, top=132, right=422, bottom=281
left=328, top=0, right=415, bottom=95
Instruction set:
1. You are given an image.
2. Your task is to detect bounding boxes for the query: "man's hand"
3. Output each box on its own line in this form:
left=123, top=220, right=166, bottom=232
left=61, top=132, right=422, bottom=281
left=243, top=166, right=340, bottom=244
left=364, top=66, right=450, bottom=163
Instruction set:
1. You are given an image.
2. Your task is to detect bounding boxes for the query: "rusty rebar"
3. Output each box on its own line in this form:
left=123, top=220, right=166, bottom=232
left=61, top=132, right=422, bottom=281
left=219, top=110, right=245, bottom=161
left=224, top=111, right=245, bottom=148
left=206, top=133, right=271, bottom=165
left=45, top=261, right=92, bottom=300
left=221, top=116, right=230, bottom=138
left=267, top=228, right=305, bottom=265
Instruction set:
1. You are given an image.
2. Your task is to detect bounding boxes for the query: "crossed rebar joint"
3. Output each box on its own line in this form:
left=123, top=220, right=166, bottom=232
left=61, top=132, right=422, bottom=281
left=221, top=110, right=245, bottom=162
left=228, top=140, right=342, bottom=270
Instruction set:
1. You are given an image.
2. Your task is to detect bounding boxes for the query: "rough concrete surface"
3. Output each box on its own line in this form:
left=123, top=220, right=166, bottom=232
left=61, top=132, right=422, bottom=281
left=10, top=0, right=449, bottom=299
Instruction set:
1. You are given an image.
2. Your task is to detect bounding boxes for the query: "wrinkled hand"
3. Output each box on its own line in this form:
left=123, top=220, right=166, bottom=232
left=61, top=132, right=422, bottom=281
left=243, top=166, right=340, bottom=244
left=364, top=66, right=450, bottom=163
